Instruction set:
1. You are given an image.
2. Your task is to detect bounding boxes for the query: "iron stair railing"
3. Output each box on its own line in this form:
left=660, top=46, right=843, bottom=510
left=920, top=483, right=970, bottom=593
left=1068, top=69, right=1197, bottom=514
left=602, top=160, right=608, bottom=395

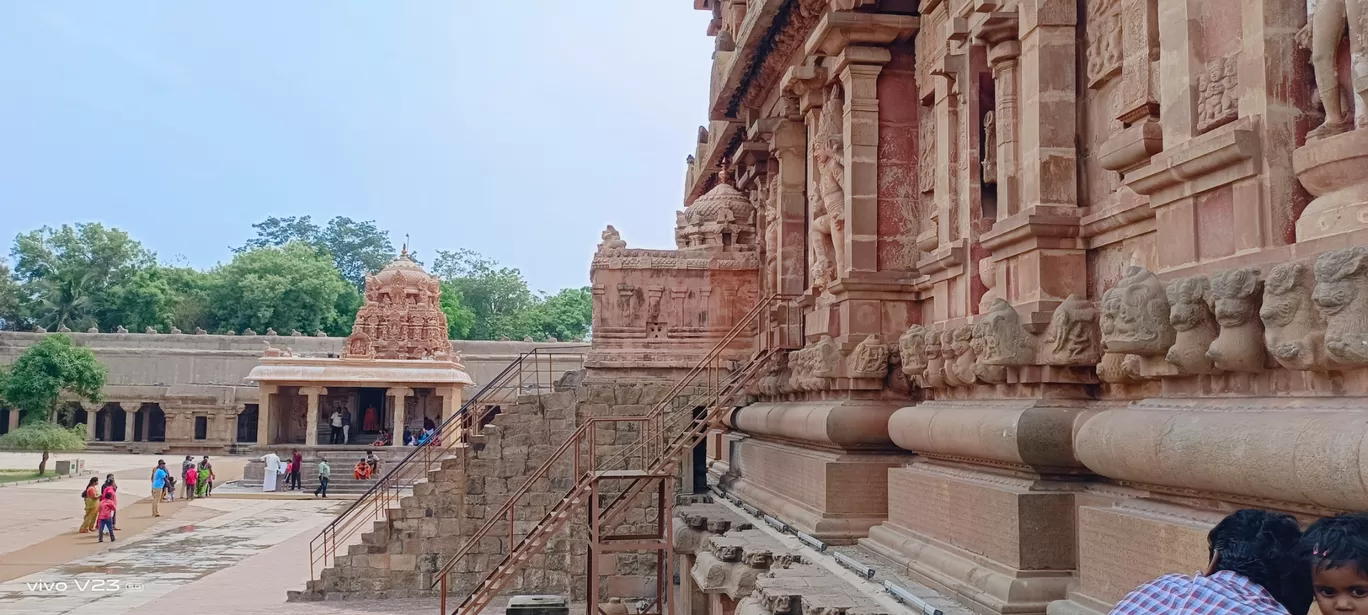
left=432, top=293, right=800, bottom=615
left=306, top=346, right=587, bottom=579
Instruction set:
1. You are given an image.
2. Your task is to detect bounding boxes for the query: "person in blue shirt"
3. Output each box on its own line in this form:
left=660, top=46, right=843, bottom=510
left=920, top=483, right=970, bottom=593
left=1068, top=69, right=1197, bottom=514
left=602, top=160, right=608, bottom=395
left=150, top=460, right=169, bottom=517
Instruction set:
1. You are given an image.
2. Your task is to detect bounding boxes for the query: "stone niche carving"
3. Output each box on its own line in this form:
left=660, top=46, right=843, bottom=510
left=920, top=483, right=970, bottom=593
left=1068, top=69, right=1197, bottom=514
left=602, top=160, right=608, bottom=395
left=899, top=325, right=929, bottom=379
left=1196, top=53, right=1240, bottom=134
left=1102, top=266, right=1177, bottom=355
left=981, top=110, right=997, bottom=183
left=848, top=334, right=890, bottom=378
left=1207, top=267, right=1268, bottom=372
left=1313, top=246, right=1368, bottom=367
left=1165, top=275, right=1219, bottom=375
left=598, top=225, right=628, bottom=252
left=1044, top=294, right=1102, bottom=366
left=809, top=85, right=846, bottom=291
left=1261, top=260, right=1329, bottom=370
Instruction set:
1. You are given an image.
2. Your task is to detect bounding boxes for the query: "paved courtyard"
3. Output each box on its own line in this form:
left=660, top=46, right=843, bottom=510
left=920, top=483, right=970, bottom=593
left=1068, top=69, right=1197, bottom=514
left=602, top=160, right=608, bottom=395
left=0, top=453, right=453, bottom=615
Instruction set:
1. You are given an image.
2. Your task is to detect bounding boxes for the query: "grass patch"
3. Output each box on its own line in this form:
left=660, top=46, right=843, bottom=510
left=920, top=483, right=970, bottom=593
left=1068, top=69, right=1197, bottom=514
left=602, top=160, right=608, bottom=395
left=0, top=469, right=46, bottom=484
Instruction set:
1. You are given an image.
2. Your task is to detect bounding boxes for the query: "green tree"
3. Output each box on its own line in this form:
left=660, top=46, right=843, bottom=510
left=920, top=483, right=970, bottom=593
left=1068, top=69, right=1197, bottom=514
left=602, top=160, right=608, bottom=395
left=10, top=223, right=161, bottom=331
left=236, top=216, right=396, bottom=289
left=209, top=242, right=352, bottom=335
left=432, top=249, right=537, bottom=340
left=439, top=281, right=477, bottom=339
left=524, top=287, right=593, bottom=341
left=0, top=261, right=25, bottom=330
left=162, top=266, right=219, bottom=333
left=0, top=334, right=105, bottom=473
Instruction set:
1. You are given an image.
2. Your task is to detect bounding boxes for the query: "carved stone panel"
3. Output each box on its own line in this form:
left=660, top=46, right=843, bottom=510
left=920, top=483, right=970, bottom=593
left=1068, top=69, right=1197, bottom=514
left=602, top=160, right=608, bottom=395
left=1195, top=53, right=1239, bottom=134
left=1085, top=0, right=1124, bottom=88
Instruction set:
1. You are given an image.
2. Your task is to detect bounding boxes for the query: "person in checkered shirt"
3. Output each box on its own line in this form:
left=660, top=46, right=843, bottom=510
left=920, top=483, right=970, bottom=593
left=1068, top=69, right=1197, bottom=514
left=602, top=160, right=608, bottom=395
left=1110, top=509, right=1312, bottom=615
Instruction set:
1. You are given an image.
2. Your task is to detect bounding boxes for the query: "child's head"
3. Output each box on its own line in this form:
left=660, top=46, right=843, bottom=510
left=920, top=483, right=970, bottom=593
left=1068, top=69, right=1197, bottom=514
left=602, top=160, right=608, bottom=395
left=1302, top=513, right=1368, bottom=615
left=101, top=492, right=112, bottom=501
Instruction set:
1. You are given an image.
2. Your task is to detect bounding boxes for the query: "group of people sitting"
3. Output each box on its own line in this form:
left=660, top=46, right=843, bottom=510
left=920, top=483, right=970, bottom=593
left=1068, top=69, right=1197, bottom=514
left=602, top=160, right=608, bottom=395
left=366, top=416, right=444, bottom=448
left=1112, top=509, right=1368, bottom=615
left=352, top=450, right=381, bottom=480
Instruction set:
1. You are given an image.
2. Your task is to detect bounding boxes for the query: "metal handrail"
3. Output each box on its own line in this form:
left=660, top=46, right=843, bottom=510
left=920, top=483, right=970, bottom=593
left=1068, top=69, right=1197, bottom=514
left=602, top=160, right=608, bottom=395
left=431, top=293, right=790, bottom=613
left=306, top=346, right=585, bottom=579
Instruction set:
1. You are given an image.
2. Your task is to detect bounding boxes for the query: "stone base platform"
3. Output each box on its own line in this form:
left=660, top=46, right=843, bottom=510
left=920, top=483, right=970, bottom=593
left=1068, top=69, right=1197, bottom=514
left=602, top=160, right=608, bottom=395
left=241, top=445, right=420, bottom=494
left=725, top=437, right=905, bottom=544
left=859, top=461, right=1077, bottom=615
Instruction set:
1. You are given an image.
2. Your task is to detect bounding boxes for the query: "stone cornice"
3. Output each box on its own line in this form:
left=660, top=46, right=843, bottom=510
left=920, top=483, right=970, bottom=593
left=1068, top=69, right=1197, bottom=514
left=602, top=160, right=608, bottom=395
left=1125, top=116, right=1262, bottom=208
left=803, top=11, right=919, bottom=59
left=591, top=248, right=761, bottom=271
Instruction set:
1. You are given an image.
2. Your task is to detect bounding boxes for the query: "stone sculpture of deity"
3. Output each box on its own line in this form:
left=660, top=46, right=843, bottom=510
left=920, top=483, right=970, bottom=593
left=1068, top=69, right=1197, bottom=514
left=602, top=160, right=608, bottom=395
left=809, top=85, right=846, bottom=290
left=848, top=334, right=889, bottom=378
left=899, top=325, right=929, bottom=380
left=1044, top=294, right=1102, bottom=366
left=1298, top=0, right=1368, bottom=138
left=1261, top=261, right=1329, bottom=370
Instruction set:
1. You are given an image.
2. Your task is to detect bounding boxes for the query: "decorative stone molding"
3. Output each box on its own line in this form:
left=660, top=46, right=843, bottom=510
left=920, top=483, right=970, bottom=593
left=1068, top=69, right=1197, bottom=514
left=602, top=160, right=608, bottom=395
left=1102, top=266, right=1176, bottom=356
left=1043, top=295, right=1102, bottom=366
left=787, top=336, right=840, bottom=391
left=943, top=326, right=978, bottom=387
left=898, top=325, right=929, bottom=380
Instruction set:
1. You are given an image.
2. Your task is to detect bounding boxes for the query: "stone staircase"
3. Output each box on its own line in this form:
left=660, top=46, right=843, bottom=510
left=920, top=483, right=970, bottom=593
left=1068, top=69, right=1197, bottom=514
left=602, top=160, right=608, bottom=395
left=288, top=391, right=585, bottom=601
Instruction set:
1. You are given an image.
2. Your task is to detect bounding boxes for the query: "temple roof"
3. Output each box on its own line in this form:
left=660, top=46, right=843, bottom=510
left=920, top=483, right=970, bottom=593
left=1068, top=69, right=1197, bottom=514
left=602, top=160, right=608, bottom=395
left=343, top=248, right=456, bottom=361
left=246, top=356, right=475, bottom=387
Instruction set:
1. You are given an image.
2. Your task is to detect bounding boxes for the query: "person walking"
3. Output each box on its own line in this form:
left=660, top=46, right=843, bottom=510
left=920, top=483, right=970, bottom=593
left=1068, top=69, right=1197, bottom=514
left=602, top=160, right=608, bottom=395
left=96, top=492, right=117, bottom=543
left=101, top=475, right=119, bottom=530
left=290, top=449, right=303, bottom=490
left=341, top=410, right=351, bottom=445
left=79, top=477, right=99, bottom=533
left=313, top=457, right=331, bottom=498
left=198, top=457, right=214, bottom=497
left=185, top=463, right=198, bottom=501
left=180, top=455, right=195, bottom=500
left=329, top=408, right=343, bottom=445
left=150, top=460, right=169, bottom=517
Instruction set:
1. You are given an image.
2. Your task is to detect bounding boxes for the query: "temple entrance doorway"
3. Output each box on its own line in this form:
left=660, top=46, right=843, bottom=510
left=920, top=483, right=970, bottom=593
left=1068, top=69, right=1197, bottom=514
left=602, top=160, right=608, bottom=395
left=56, top=403, right=87, bottom=431
left=133, top=404, right=166, bottom=442
left=357, top=388, right=386, bottom=441
left=237, top=404, right=259, bottom=443
left=0, top=409, right=12, bottom=435
left=94, top=403, right=127, bottom=441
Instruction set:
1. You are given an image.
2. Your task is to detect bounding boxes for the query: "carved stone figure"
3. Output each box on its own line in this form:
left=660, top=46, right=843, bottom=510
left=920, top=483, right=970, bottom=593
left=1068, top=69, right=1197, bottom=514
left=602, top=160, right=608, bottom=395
left=763, top=593, right=794, bottom=615
left=923, top=328, right=946, bottom=388
left=1165, top=275, right=1219, bottom=375
left=899, top=325, right=929, bottom=378
left=57, top=324, right=71, bottom=332
left=33, top=326, right=46, bottom=333
left=813, top=335, right=841, bottom=379
left=1261, top=260, right=1329, bottom=370
left=809, top=86, right=846, bottom=289
left=266, top=328, right=278, bottom=336
left=1297, top=0, right=1366, bottom=139
left=1207, top=268, right=1268, bottom=372
left=973, top=299, right=1035, bottom=366
left=598, top=225, right=628, bottom=252
left=970, top=332, right=1008, bottom=384
left=263, top=342, right=284, bottom=358
left=115, top=325, right=128, bottom=333
left=1101, top=266, right=1177, bottom=355
left=1313, top=246, right=1368, bottom=366
left=947, top=326, right=979, bottom=386
left=762, top=174, right=780, bottom=285
left=87, top=327, right=99, bottom=333
left=291, top=329, right=303, bottom=336
left=1097, top=352, right=1142, bottom=384
left=848, top=334, right=889, bottom=378
left=1044, top=295, right=1102, bottom=366
left=145, top=326, right=157, bottom=334
left=982, top=110, right=997, bottom=183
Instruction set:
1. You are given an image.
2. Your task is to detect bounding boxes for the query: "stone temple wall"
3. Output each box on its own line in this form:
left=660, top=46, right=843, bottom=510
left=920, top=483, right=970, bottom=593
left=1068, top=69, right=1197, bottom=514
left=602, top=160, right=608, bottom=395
left=0, top=331, right=585, bottom=451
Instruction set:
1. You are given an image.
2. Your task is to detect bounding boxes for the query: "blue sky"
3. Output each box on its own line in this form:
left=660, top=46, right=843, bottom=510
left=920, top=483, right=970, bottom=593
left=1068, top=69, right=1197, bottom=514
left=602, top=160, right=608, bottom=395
left=0, top=2, right=714, bottom=294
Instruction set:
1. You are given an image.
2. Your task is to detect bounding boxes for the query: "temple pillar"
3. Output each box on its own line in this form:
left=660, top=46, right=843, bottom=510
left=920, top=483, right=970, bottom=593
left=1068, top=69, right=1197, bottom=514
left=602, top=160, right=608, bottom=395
left=7, top=410, right=18, bottom=433
left=388, top=387, right=413, bottom=446
left=121, top=404, right=133, bottom=443
left=299, top=386, right=327, bottom=447
left=437, top=386, right=461, bottom=426
left=84, top=405, right=96, bottom=442
left=257, top=385, right=276, bottom=445
left=771, top=114, right=808, bottom=297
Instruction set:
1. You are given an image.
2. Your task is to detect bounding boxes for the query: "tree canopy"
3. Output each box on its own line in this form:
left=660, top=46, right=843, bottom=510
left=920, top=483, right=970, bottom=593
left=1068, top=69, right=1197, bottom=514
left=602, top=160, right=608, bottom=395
left=3, top=219, right=591, bottom=341
left=0, top=334, right=107, bottom=422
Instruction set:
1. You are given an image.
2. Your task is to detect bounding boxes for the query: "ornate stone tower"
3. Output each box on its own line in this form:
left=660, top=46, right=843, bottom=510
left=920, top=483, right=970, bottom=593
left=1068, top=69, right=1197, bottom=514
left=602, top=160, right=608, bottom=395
left=343, top=248, right=456, bottom=361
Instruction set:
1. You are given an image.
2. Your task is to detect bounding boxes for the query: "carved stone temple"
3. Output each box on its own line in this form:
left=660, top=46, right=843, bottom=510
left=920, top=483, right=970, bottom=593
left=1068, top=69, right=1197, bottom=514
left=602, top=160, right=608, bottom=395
left=587, top=1, right=1368, bottom=614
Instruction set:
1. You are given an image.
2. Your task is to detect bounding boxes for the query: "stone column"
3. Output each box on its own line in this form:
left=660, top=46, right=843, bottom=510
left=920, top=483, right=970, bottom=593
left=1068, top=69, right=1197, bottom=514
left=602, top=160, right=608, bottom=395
left=299, top=387, right=327, bottom=447
left=7, top=410, right=18, bottom=433
left=388, top=387, right=413, bottom=447
left=771, top=115, right=809, bottom=296
left=989, top=41, right=1021, bottom=216
left=836, top=48, right=887, bottom=277
left=84, top=405, right=97, bottom=442
left=437, top=386, right=461, bottom=425
left=1017, top=0, right=1076, bottom=212
left=120, top=404, right=133, bottom=443
left=257, top=385, right=276, bottom=446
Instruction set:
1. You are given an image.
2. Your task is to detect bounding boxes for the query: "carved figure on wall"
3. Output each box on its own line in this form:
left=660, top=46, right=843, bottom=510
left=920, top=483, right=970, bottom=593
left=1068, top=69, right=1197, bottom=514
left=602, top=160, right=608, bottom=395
left=923, top=328, right=946, bottom=388
left=762, top=174, right=780, bottom=287
left=598, top=225, right=628, bottom=252
left=115, top=325, right=127, bottom=333
left=1261, top=260, right=1329, bottom=370
left=809, top=85, right=846, bottom=290
left=1196, top=55, right=1241, bottom=134
left=899, top=325, right=929, bottom=379
left=1165, top=276, right=1219, bottom=375
left=145, top=326, right=157, bottom=334
left=1101, top=266, right=1177, bottom=355
left=969, top=332, right=1008, bottom=384
left=848, top=334, right=889, bottom=378
left=87, top=327, right=99, bottom=333
left=946, top=326, right=979, bottom=386
left=1207, top=268, right=1268, bottom=372
left=813, top=335, right=841, bottom=378
left=1044, top=294, right=1102, bottom=366
left=1097, top=352, right=1142, bottom=384
left=973, top=299, right=1035, bottom=366
left=1313, top=246, right=1368, bottom=366
left=981, top=110, right=997, bottom=183
left=1298, top=0, right=1366, bottom=139
left=263, top=341, right=284, bottom=358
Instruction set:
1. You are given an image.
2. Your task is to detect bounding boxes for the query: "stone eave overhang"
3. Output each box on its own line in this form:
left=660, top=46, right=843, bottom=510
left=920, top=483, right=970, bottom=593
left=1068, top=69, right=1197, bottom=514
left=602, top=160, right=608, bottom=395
left=591, top=248, right=761, bottom=271
left=245, top=357, right=475, bottom=387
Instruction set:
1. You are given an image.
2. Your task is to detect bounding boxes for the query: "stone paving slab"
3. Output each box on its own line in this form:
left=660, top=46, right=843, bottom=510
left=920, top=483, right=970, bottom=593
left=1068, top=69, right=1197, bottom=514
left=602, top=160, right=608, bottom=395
left=0, top=499, right=340, bottom=614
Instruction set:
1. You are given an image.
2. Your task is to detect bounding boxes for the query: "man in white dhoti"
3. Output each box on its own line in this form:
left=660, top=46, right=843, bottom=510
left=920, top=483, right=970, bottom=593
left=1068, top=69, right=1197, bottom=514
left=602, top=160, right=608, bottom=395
left=261, top=452, right=280, bottom=492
